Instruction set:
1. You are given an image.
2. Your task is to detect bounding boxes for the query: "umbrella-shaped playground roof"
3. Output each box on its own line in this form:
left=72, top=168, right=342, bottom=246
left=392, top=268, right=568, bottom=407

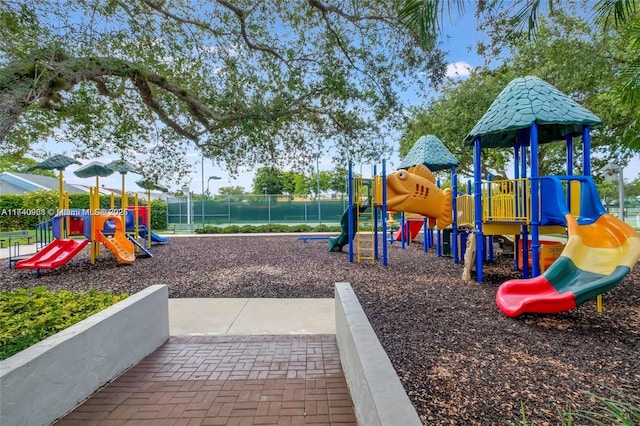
left=399, top=135, right=459, bottom=172
left=464, top=76, right=602, bottom=148
left=136, top=179, right=168, bottom=192
left=73, top=161, right=115, bottom=178
left=106, top=160, right=138, bottom=174
left=28, top=154, right=81, bottom=171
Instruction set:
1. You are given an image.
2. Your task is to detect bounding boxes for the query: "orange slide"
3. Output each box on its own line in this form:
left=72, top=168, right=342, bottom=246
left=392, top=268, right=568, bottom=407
left=93, top=215, right=135, bottom=264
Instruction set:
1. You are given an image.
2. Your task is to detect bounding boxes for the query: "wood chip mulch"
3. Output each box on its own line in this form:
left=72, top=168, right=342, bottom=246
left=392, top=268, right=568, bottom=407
left=2, top=235, right=639, bottom=425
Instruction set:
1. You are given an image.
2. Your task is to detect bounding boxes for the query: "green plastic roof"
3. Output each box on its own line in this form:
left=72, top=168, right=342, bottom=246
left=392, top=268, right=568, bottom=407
left=106, top=160, right=138, bottom=174
left=28, top=154, right=80, bottom=171
left=399, top=135, right=459, bottom=171
left=73, top=161, right=114, bottom=178
left=464, top=76, right=602, bottom=148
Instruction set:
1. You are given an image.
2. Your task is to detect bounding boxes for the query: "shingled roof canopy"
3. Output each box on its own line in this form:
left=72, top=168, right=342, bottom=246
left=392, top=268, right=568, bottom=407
left=400, top=135, right=459, bottom=172
left=463, top=76, right=602, bottom=148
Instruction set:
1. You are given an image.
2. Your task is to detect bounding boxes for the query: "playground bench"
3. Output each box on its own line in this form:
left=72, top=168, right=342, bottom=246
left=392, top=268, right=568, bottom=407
left=0, top=230, right=33, bottom=248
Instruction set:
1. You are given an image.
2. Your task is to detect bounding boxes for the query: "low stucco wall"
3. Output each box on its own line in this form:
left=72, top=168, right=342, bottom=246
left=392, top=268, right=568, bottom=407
left=335, top=282, right=422, bottom=426
left=0, top=284, right=169, bottom=426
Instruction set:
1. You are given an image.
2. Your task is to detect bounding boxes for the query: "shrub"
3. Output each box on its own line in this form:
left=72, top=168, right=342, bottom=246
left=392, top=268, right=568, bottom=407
left=0, top=287, right=128, bottom=360
left=150, top=199, right=167, bottom=230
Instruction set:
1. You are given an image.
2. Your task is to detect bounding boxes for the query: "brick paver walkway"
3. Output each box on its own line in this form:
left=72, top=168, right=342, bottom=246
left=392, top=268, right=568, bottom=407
left=55, top=335, right=356, bottom=425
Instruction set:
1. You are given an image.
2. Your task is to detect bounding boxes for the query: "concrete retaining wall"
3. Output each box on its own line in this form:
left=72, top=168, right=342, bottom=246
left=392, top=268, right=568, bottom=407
left=0, top=284, right=169, bottom=426
left=335, top=282, right=422, bottom=426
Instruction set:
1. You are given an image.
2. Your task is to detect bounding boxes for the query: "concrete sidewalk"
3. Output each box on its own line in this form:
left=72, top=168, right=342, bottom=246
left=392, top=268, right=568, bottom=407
left=169, top=298, right=335, bottom=336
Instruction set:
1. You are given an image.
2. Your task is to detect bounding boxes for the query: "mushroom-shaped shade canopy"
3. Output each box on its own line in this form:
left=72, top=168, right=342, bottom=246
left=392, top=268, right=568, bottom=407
left=106, top=160, right=138, bottom=174
left=28, top=154, right=81, bottom=171
left=136, top=179, right=169, bottom=192
left=73, top=161, right=115, bottom=178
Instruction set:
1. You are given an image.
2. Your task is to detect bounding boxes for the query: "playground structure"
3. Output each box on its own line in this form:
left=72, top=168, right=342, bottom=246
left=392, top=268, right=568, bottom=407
left=14, top=158, right=166, bottom=273
left=458, top=76, right=640, bottom=316
left=330, top=77, right=640, bottom=317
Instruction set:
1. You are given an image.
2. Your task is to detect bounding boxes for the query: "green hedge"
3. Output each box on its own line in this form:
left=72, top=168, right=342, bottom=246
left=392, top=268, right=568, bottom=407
left=0, top=287, right=128, bottom=360
left=195, top=224, right=341, bottom=234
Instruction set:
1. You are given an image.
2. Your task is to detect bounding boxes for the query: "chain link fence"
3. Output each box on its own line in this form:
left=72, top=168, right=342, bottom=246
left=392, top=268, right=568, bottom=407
left=167, top=194, right=349, bottom=226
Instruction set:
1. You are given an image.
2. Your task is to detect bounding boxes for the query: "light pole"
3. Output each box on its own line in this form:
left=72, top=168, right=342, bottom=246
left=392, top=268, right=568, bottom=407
left=201, top=155, right=205, bottom=225
left=207, top=176, right=221, bottom=195
left=312, top=152, right=321, bottom=224
left=181, top=184, right=191, bottom=226
left=262, top=186, right=268, bottom=200
left=204, top=175, right=221, bottom=225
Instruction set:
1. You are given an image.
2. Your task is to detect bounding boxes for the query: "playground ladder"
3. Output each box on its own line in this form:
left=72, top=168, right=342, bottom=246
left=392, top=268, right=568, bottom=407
left=356, top=205, right=375, bottom=263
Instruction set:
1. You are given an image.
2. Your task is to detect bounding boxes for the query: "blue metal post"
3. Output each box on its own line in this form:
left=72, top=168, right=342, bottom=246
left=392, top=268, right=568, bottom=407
left=382, top=160, right=388, bottom=266
left=401, top=212, right=406, bottom=249
left=530, top=123, right=540, bottom=277
left=452, top=165, right=459, bottom=263
left=582, top=125, right=591, bottom=176
left=513, top=144, right=520, bottom=271
left=423, top=217, right=428, bottom=253
left=474, top=137, right=484, bottom=282
left=520, top=140, right=529, bottom=278
left=566, top=134, right=573, bottom=210
left=374, top=164, right=379, bottom=260
left=486, top=174, right=494, bottom=262
left=348, top=162, right=354, bottom=263
left=436, top=178, right=442, bottom=257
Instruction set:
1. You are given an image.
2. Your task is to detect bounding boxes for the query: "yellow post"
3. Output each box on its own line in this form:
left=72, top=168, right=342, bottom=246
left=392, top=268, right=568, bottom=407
left=597, top=294, right=603, bottom=313
left=64, top=191, right=70, bottom=238
left=94, top=184, right=100, bottom=257
left=89, top=187, right=96, bottom=265
left=110, top=192, right=115, bottom=209
left=133, top=194, right=139, bottom=253
left=121, top=173, right=127, bottom=230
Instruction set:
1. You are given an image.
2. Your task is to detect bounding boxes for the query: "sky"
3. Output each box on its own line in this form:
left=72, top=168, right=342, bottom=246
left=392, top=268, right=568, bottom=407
left=28, top=6, right=639, bottom=195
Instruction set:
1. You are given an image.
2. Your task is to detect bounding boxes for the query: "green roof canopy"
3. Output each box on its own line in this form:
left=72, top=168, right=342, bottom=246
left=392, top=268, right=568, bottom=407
left=73, top=161, right=115, bottom=178
left=399, top=135, right=459, bottom=171
left=28, top=154, right=80, bottom=171
left=107, top=160, right=138, bottom=174
left=136, top=179, right=168, bottom=192
left=464, top=76, right=602, bottom=148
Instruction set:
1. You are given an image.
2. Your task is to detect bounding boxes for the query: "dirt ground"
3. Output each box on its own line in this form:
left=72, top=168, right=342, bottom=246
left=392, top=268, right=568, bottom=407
left=2, top=235, right=639, bottom=425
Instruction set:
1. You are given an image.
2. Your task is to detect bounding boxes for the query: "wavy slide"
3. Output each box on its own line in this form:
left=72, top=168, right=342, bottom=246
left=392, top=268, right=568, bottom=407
left=93, top=215, right=135, bottom=264
left=393, top=220, right=423, bottom=241
left=496, top=176, right=640, bottom=317
left=96, top=231, right=135, bottom=264
left=16, top=239, right=89, bottom=269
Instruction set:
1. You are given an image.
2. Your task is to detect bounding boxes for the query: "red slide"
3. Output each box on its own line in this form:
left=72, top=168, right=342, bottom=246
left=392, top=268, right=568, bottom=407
left=16, top=239, right=89, bottom=269
left=393, top=220, right=423, bottom=241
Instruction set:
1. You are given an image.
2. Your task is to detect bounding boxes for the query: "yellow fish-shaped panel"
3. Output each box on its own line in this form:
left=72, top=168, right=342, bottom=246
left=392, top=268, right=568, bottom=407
left=386, top=164, right=453, bottom=229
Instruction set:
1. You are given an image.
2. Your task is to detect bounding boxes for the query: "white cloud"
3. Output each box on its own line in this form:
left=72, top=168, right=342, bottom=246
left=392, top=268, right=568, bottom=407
left=446, top=62, right=472, bottom=78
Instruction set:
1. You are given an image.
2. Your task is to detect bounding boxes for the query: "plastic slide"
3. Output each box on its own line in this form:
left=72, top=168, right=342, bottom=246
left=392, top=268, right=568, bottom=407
left=126, top=234, right=153, bottom=258
left=139, top=228, right=168, bottom=243
left=96, top=231, right=135, bottom=264
left=16, top=239, right=89, bottom=270
left=496, top=176, right=640, bottom=317
left=393, top=220, right=423, bottom=241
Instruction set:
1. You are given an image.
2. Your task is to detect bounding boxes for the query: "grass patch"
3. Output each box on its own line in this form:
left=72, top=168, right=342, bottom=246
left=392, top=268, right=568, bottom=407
left=0, top=287, right=128, bottom=360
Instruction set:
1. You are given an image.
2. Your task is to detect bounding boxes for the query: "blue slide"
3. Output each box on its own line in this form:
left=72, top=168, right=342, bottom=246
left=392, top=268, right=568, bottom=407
left=140, top=228, right=169, bottom=243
